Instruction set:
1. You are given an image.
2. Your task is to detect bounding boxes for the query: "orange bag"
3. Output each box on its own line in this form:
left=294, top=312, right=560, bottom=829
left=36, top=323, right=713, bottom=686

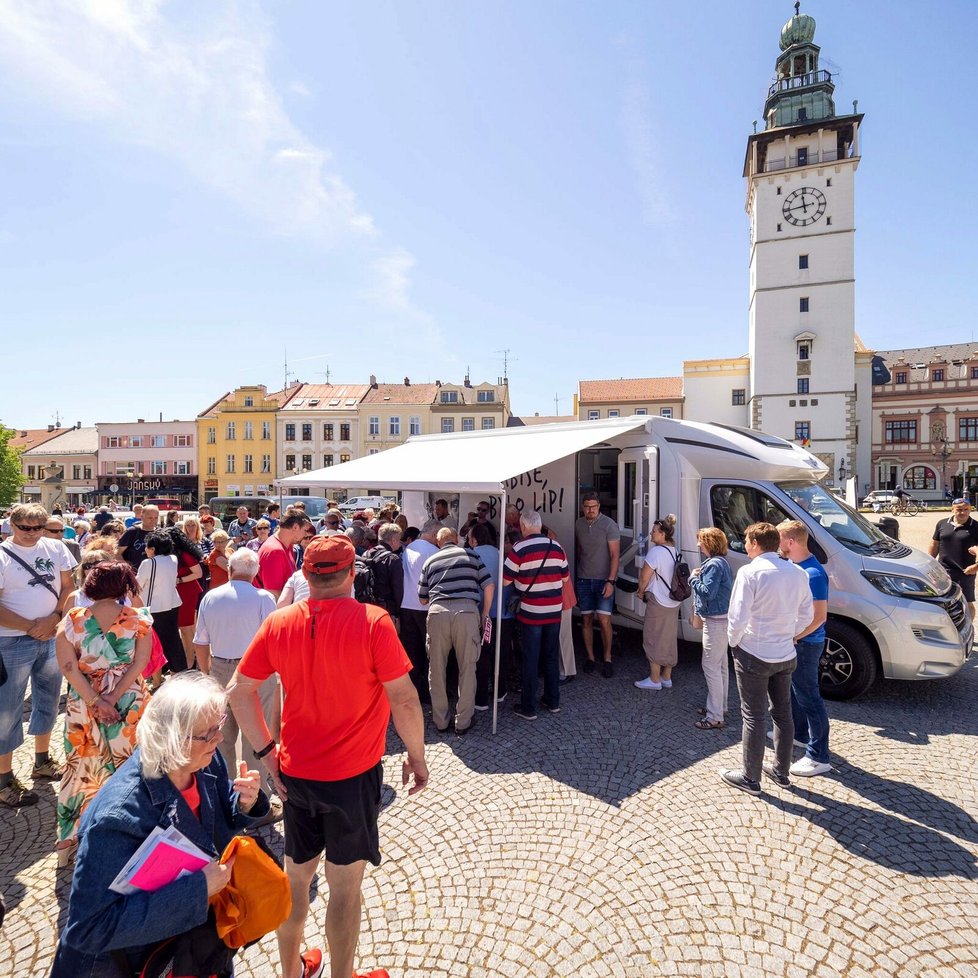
left=210, top=835, right=292, bottom=948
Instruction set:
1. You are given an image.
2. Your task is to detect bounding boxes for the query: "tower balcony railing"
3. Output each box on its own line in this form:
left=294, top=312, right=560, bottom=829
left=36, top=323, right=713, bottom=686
left=767, top=69, right=832, bottom=97
left=763, top=148, right=839, bottom=172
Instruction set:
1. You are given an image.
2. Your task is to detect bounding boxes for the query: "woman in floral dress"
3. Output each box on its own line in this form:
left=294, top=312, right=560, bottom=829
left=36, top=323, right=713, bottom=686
left=54, top=560, right=152, bottom=864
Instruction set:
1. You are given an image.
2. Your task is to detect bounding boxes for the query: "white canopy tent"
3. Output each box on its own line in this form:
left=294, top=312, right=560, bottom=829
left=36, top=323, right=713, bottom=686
left=276, top=417, right=649, bottom=732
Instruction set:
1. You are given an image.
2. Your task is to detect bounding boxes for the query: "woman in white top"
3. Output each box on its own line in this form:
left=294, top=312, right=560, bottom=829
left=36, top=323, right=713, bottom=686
left=635, top=514, right=682, bottom=691
left=135, top=531, right=185, bottom=675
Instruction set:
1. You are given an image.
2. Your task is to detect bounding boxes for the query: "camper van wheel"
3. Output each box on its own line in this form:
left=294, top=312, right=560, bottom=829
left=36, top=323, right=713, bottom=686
left=820, top=621, right=878, bottom=701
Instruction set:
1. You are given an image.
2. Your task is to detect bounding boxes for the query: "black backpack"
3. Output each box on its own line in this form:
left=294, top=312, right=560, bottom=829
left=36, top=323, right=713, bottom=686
left=659, top=549, right=692, bottom=602
left=353, top=554, right=379, bottom=605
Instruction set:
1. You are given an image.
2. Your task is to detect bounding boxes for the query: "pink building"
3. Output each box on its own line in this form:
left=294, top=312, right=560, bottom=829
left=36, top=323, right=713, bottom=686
left=97, top=419, right=197, bottom=506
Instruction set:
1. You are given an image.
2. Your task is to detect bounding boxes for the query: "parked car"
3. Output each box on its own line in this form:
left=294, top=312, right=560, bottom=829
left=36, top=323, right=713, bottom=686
left=337, top=495, right=392, bottom=515
left=861, top=491, right=895, bottom=512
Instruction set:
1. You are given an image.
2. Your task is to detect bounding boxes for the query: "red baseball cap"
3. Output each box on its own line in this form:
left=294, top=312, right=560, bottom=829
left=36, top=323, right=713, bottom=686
left=303, top=534, right=355, bottom=573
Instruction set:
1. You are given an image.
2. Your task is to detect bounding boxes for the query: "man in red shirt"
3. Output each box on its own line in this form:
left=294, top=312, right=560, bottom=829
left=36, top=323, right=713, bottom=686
left=229, top=535, right=428, bottom=978
left=257, top=512, right=313, bottom=600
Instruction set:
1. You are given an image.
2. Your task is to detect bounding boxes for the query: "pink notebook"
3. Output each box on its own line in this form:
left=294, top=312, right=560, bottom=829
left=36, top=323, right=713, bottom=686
left=128, top=838, right=211, bottom=892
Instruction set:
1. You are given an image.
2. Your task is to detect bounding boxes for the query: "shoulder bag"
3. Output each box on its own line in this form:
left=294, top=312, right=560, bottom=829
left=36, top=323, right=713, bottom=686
left=507, top=541, right=553, bottom=616
left=0, top=543, right=60, bottom=600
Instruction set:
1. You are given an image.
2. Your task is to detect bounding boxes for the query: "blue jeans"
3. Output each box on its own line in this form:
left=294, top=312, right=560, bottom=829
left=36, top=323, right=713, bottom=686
left=0, top=634, right=61, bottom=754
left=520, top=621, right=560, bottom=714
left=791, top=638, right=831, bottom=764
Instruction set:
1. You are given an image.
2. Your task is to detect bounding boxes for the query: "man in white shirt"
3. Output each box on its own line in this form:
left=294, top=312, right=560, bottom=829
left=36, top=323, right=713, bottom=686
left=0, top=504, right=77, bottom=808
left=720, top=522, right=813, bottom=796
left=399, top=519, right=440, bottom=708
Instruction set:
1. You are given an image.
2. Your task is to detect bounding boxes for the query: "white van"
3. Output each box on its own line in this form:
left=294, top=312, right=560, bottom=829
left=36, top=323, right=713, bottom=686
left=338, top=496, right=391, bottom=514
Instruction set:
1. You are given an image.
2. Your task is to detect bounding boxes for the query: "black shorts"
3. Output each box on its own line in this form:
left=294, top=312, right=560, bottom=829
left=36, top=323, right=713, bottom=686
left=949, top=570, right=976, bottom=603
left=280, top=762, right=383, bottom=867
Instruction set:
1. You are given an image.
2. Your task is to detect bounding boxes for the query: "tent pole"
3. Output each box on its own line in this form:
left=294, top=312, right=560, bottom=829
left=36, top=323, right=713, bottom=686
left=491, top=488, right=507, bottom=735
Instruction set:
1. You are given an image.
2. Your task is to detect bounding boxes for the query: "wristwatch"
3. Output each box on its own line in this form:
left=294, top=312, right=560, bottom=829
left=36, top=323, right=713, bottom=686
left=605, top=579, right=615, bottom=585
left=253, top=739, right=277, bottom=760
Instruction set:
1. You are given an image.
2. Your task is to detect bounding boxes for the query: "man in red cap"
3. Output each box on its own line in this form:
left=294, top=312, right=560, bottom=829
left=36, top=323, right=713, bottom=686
left=229, top=534, right=428, bottom=978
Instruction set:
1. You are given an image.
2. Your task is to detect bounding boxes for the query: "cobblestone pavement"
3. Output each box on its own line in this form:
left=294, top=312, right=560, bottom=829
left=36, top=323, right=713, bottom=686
left=4, top=564, right=978, bottom=976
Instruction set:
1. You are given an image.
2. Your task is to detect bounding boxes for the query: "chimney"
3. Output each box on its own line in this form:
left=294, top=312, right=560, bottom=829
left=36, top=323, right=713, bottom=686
left=47, top=424, right=54, bottom=432
left=404, top=376, right=410, bottom=386
left=464, top=369, right=471, bottom=388
left=369, top=374, right=378, bottom=388
left=137, top=419, right=145, bottom=424
left=435, top=379, right=441, bottom=387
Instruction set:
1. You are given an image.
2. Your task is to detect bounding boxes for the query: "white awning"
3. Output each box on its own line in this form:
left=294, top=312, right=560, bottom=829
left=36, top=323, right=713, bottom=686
left=275, top=417, right=649, bottom=493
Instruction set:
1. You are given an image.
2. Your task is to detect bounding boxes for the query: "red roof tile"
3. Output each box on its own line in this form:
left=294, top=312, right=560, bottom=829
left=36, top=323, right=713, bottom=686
left=578, top=377, right=683, bottom=402
left=362, top=384, right=440, bottom=405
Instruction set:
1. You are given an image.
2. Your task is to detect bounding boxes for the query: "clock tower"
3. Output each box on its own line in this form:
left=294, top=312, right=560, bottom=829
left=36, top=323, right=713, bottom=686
left=745, top=4, right=868, bottom=489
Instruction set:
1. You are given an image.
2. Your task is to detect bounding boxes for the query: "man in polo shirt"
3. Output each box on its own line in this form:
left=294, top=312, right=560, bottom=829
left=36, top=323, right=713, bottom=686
left=418, top=527, right=494, bottom=735
left=574, top=492, right=620, bottom=678
left=504, top=509, right=570, bottom=721
left=124, top=503, right=143, bottom=529
left=229, top=534, right=427, bottom=978
left=227, top=505, right=258, bottom=546
left=929, top=497, right=978, bottom=621
left=257, top=512, right=312, bottom=601
left=193, top=548, right=280, bottom=802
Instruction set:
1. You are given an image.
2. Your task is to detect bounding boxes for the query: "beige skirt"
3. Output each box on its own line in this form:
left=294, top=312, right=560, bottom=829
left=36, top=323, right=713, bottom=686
left=642, top=596, right=679, bottom=667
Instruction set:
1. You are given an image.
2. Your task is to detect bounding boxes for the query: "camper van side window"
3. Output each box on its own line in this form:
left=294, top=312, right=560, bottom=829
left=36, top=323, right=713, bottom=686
left=710, top=485, right=791, bottom=554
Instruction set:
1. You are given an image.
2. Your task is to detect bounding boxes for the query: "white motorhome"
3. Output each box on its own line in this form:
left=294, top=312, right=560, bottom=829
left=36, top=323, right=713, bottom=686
left=279, top=416, right=971, bottom=700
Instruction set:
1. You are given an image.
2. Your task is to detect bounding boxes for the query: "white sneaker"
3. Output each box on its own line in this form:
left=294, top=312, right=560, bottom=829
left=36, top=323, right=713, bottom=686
left=634, top=678, right=662, bottom=690
left=789, top=757, right=833, bottom=777
left=766, top=730, right=807, bottom=750
left=660, top=679, right=673, bottom=688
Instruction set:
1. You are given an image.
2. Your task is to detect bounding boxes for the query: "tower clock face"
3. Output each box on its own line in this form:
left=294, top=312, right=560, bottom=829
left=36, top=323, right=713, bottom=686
left=782, top=187, right=826, bottom=226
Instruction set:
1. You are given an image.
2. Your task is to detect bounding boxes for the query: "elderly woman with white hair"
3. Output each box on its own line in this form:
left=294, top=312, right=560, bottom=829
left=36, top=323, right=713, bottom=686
left=50, top=672, right=270, bottom=978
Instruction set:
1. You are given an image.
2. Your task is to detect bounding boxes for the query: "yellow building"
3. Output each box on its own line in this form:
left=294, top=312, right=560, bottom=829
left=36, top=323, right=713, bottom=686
left=196, top=385, right=296, bottom=500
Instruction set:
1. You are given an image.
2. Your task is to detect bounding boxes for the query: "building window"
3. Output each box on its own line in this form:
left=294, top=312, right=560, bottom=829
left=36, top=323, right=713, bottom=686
left=150, top=461, right=166, bottom=476
left=442, top=418, right=455, bottom=433
left=243, top=422, right=253, bottom=440
left=932, top=369, right=945, bottom=382
left=72, top=465, right=81, bottom=480
left=207, top=457, right=216, bottom=475
left=635, top=409, right=648, bottom=416
left=340, top=453, right=351, bottom=463
left=797, top=378, right=809, bottom=394
left=462, top=418, right=475, bottom=431
left=799, top=254, right=808, bottom=269
left=777, top=223, right=782, bottom=232
left=884, top=420, right=917, bottom=444
left=732, top=389, right=746, bottom=405
left=971, top=366, right=978, bottom=380
left=285, top=423, right=296, bottom=441
left=799, top=297, right=809, bottom=312
left=826, top=178, right=832, bottom=187
left=826, top=217, right=832, bottom=225
left=243, top=396, right=254, bottom=407
left=440, top=391, right=458, bottom=404
left=207, top=427, right=216, bottom=444
left=130, top=436, right=143, bottom=448
left=776, top=186, right=782, bottom=195
left=83, top=465, right=92, bottom=479
left=959, top=417, right=978, bottom=442
left=175, top=461, right=190, bottom=475
left=608, top=410, right=620, bottom=418
left=895, top=371, right=908, bottom=384
left=226, top=455, right=236, bottom=473
left=285, top=454, right=296, bottom=470
left=905, top=465, right=937, bottom=491
left=340, top=423, right=351, bottom=441
left=324, top=454, right=333, bottom=467
left=302, top=454, right=313, bottom=470
left=410, top=416, right=421, bottom=436
left=797, top=146, right=808, bottom=165
left=149, top=435, right=164, bottom=448
left=482, top=417, right=495, bottom=430
left=105, top=436, right=120, bottom=448
left=243, top=455, right=253, bottom=474
left=587, top=410, right=600, bottom=421
left=369, top=449, right=379, bottom=455
left=261, top=455, right=271, bottom=473
left=26, top=465, right=36, bottom=479
left=175, top=434, right=192, bottom=447
left=389, top=417, right=401, bottom=436
left=262, top=422, right=271, bottom=440
left=225, top=422, right=236, bottom=440
left=660, top=408, right=673, bottom=418
left=302, top=423, right=313, bottom=441
left=323, top=423, right=334, bottom=441
left=369, top=416, right=380, bottom=436
left=798, top=344, right=810, bottom=361
left=477, top=390, right=495, bottom=402
left=795, top=421, right=811, bottom=443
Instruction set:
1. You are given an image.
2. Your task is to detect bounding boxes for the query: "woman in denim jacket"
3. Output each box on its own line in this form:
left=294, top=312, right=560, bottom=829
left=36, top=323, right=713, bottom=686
left=51, top=672, right=270, bottom=978
left=690, top=527, right=733, bottom=730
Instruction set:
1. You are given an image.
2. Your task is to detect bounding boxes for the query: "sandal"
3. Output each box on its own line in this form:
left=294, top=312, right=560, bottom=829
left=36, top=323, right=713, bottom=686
left=694, top=718, right=724, bottom=730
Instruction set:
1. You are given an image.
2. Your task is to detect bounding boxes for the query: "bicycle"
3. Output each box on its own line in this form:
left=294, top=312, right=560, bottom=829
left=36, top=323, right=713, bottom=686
left=889, top=497, right=920, bottom=516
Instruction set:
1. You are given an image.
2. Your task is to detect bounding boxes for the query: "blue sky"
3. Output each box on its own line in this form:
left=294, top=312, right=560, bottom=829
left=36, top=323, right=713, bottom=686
left=1, top=1, right=974, bottom=427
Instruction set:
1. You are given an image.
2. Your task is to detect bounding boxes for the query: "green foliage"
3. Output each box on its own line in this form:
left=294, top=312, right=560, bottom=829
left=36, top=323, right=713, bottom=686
left=0, top=423, right=24, bottom=508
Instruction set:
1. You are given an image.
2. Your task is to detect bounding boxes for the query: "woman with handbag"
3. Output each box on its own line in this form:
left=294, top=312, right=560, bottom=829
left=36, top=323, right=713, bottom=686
left=136, top=532, right=186, bottom=676
left=635, top=515, right=682, bottom=691
left=54, top=560, right=152, bottom=866
left=50, top=672, right=271, bottom=978
left=689, top=527, right=734, bottom=730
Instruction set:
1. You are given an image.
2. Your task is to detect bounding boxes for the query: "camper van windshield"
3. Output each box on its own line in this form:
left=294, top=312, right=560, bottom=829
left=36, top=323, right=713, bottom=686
left=777, top=482, right=894, bottom=555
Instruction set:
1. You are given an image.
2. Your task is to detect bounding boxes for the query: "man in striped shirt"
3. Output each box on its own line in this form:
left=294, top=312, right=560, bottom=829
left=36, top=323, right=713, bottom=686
left=504, top=510, right=569, bottom=721
left=418, top=528, right=494, bottom=735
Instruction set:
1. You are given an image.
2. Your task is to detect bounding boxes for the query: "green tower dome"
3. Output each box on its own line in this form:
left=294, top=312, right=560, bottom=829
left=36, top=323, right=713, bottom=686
left=780, top=5, right=816, bottom=51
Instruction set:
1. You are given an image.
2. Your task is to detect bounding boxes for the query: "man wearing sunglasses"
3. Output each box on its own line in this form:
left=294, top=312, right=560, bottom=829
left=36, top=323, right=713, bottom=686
left=0, top=504, right=78, bottom=808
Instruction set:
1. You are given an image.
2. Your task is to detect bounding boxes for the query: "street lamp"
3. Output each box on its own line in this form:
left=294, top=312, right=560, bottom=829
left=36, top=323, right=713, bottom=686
left=838, top=457, right=848, bottom=483
left=931, top=421, right=952, bottom=498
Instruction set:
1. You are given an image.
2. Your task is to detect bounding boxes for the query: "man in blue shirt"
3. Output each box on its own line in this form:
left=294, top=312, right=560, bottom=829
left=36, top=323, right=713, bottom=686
left=778, top=520, right=832, bottom=777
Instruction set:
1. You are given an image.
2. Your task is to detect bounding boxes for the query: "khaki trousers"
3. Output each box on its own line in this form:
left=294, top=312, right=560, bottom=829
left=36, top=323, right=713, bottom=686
left=426, top=602, right=481, bottom=731
left=210, top=656, right=280, bottom=781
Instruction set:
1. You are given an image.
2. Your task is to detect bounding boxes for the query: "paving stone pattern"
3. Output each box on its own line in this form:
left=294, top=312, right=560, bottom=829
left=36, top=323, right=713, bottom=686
left=3, top=601, right=977, bottom=975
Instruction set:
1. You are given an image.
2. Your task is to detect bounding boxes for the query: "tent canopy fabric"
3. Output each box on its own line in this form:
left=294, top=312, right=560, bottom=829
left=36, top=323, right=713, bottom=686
left=275, top=416, right=648, bottom=493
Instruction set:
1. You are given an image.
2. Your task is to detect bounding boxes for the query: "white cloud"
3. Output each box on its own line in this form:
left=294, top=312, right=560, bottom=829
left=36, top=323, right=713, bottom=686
left=0, top=0, right=414, bottom=306
left=288, top=80, right=312, bottom=98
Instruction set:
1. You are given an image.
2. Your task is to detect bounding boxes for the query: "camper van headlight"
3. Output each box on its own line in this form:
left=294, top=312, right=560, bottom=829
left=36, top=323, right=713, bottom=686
left=861, top=571, right=941, bottom=599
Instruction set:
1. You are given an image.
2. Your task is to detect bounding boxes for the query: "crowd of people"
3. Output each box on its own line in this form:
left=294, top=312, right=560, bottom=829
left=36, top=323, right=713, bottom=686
left=0, top=484, right=886, bottom=976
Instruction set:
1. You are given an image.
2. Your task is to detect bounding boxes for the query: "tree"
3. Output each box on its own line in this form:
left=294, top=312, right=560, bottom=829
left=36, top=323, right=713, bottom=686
left=0, top=423, right=24, bottom=508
